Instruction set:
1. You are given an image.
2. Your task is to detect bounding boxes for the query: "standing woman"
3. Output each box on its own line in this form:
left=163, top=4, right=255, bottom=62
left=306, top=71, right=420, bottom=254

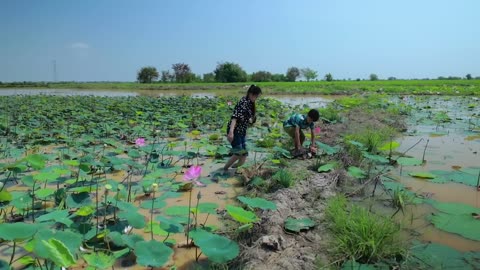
left=224, top=85, right=262, bottom=171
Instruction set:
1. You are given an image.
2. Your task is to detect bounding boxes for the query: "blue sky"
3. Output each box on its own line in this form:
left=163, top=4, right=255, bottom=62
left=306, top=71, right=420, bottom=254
left=1, top=0, right=479, bottom=82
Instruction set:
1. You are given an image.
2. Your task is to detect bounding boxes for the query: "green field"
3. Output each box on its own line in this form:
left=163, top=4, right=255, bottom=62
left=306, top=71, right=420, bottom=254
left=1, top=80, right=479, bottom=95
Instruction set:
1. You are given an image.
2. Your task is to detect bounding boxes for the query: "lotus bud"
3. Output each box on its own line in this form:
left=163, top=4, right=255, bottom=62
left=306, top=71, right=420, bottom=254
left=197, top=191, right=202, bottom=200
left=152, top=183, right=158, bottom=191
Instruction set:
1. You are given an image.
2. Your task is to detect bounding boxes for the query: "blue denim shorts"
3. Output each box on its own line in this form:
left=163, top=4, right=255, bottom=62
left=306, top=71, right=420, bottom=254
left=231, top=134, right=248, bottom=156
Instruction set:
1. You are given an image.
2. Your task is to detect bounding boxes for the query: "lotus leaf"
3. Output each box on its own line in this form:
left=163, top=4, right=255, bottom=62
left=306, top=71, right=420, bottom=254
left=165, top=205, right=190, bottom=216
left=427, top=200, right=480, bottom=241
left=0, top=222, right=38, bottom=241
left=284, top=217, right=315, bottom=232
left=0, top=190, right=12, bottom=202
left=237, top=196, right=276, bottom=210
left=41, top=238, right=76, bottom=267
left=118, top=211, right=146, bottom=229
left=396, top=157, right=423, bottom=166
left=316, top=142, right=340, bottom=155
left=155, top=216, right=184, bottom=233
left=134, top=240, right=173, bottom=267
left=83, top=252, right=116, bottom=269
left=121, top=234, right=144, bottom=249
left=408, top=172, right=436, bottom=179
left=318, top=163, right=336, bottom=172
left=347, top=166, right=366, bottom=179
left=139, top=199, right=166, bottom=209
left=225, top=205, right=259, bottom=224
left=189, top=229, right=239, bottom=263
left=406, top=242, right=480, bottom=269
left=378, top=141, right=400, bottom=151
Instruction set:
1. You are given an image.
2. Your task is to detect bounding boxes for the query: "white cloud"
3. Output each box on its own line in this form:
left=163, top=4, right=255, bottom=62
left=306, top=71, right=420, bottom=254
left=70, top=42, right=90, bottom=49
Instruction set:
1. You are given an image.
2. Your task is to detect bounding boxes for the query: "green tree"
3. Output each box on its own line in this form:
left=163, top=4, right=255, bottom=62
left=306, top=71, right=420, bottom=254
left=286, top=67, right=300, bottom=82
left=203, top=72, right=215, bottom=82
left=466, top=74, right=472, bottom=80
left=137, top=66, right=159, bottom=83
left=161, top=70, right=173, bottom=83
left=388, top=76, right=396, bottom=81
left=251, top=71, right=272, bottom=82
left=172, top=63, right=194, bottom=83
left=369, top=73, right=379, bottom=81
left=324, top=73, right=333, bottom=82
left=272, top=74, right=287, bottom=82
left=214, top=62, right=247, bottom=82
left=301, top=68, right=318, bottom=81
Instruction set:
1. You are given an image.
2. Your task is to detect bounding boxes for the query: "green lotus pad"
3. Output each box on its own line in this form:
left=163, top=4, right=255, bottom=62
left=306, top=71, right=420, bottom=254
left=406, top=242, right=480, bottom=269
left=396, top=157, right=423, bottom=166
left=426, top=200, right=480, bottom=241
left=237, top=196, right=277, bottom=210
left=189, top=229, right=239, bottom=263
left=284, top=217, right=315, bottom=232
left=408, top=172, right=436, bottom=179
left=429, top=168, right=479, bottom=186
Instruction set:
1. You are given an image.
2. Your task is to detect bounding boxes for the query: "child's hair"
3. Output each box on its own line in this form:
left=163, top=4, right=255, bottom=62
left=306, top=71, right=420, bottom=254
left=308, top=109, right=320, bottom=121
left=246, top=85, right=262, bottom=120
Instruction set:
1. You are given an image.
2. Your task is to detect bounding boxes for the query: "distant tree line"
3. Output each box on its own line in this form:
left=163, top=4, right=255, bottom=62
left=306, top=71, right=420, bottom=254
left=137, top=63, right=479, bottom=84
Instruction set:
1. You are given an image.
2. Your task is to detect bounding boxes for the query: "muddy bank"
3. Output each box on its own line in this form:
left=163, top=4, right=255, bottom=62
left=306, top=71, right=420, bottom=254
left=235, top=161, right=339, bottom=270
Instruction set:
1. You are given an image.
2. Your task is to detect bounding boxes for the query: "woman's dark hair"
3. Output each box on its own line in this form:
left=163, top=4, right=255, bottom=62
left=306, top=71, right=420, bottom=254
left=247, top=84, right=262, bottom=96
left=247, top=85, right=262, bottom=122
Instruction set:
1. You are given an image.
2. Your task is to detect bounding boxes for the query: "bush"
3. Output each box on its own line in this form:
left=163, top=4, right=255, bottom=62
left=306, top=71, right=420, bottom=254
left=325, top=196, right=406, bottom=264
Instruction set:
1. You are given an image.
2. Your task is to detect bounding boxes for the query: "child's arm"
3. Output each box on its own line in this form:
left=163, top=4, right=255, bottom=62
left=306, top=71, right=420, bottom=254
left=310, top=128, right=315, bottom=146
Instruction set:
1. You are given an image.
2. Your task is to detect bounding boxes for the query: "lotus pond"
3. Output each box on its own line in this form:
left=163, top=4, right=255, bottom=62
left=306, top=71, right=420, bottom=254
left=0, top=93, right=313, bottom=269
left=0, top=91, right=479, bottom=269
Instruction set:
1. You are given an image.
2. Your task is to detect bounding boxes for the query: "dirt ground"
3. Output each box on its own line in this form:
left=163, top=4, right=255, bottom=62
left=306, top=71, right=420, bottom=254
left=233, top=107, right=406, bottom=270
left=235, top=160, right=339, bottom=270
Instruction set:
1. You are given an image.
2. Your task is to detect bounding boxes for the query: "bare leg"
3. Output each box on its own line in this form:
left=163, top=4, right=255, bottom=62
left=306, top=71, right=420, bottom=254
left=224, top=155, right=240, bottom=171
left=233, top=155, right=247, bottom=168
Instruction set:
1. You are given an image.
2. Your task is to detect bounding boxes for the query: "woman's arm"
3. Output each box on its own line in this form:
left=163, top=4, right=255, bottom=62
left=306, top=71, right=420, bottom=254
left=227, top=118, right=237, bottom=143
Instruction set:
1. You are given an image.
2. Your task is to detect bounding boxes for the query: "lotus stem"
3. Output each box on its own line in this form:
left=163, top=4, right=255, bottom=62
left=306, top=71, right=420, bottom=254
left=9, top=241, right=16, bottom=265
left=150, top=190, right=156, bottom=240
left=186, top=189, right=192, bottom=246
left=422, top=139, right=429, bottom=162
left=476, top=170, right=480, bottom=191
left=401, top=138, right=423, bottom=156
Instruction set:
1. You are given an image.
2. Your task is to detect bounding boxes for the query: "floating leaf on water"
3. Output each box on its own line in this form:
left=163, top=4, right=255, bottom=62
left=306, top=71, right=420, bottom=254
left=284, top=217, right=315, bottom=232
left=165, top=205, right=190, bottom=216
left=237, top=196, right=277, bottom=210
left=408, top=172, right=436, bottom=179
left=378, top=141, right=400, bottom=151
left=396, top=157, right=423, bottom=166
left=197, top=202, right=219, bottom=214
left=139, top=199, right=167, bottom=210
left=134, top=240, right=173, bottom=268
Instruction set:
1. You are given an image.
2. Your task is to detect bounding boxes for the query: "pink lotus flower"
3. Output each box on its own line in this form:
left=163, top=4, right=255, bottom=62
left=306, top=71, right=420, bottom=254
left=135, top=137, right=146, bottom=147
left=314, top=127, right=321, bottom=134
left=184, top=165, right=205, bottom=186
left=227, top=101, right=232, bottom=106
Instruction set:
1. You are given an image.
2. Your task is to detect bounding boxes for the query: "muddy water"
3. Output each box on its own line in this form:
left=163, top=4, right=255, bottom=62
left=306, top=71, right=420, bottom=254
left=0, top=88, right=334, bottom=108
left=390, top=96, right=480, bottom=252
